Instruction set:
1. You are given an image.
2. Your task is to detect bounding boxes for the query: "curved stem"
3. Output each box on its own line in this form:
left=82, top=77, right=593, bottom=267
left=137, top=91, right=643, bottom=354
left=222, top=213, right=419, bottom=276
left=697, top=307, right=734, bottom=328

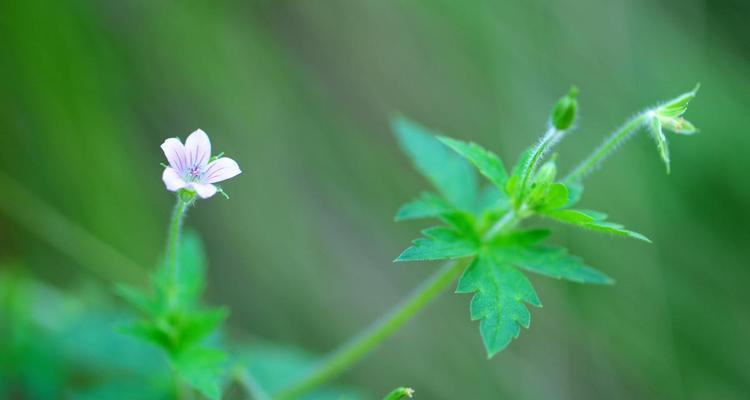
left=520, top=127, right=560, bottom=196
left=274, top=260, right=468, bottom=399
left=564, top=112, right=649, bottom=183
left=167, top=196, right=191, bottom=307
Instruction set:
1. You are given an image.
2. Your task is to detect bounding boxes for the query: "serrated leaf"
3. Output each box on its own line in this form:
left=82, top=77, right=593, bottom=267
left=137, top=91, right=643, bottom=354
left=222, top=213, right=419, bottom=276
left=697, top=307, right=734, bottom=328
left=173, top=346, right=227, bottom=400
left=392, top=117, right=478, bottom=209
left=396, top=226, right=478, bottom=262
left=455, top=253, right=540, bottom=357
left=395, top=192, right=454, bottom=221
left=438, top=136, right=509, bottom=189
left=538, top=183, right=569, bottom=211
left=650, top=117, right=671, bottom=173
left=177, top=308, right=228, bottom=350
left=542, top=209, right=651, bottom=242
left=118, top=320, right=171, bottom=349
left=488, top=231, right=613, bottom=284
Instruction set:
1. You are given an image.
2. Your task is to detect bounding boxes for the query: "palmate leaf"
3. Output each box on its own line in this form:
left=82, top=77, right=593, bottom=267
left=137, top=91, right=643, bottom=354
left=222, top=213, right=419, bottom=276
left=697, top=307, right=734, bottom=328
left=173, top=345, right=227, bottom=400
left=542, top=209, right=651, bottom=242
left=395, top=226, right=478, bottom=262
left=437, top=136, right=508, bottom=190
left=456, top=252, right=541, bottom=358
left=395, top=192, right=455, bottom=221
left=392, top=117, right=478, bottom=209
left=489, top=230, right=614, bottom=284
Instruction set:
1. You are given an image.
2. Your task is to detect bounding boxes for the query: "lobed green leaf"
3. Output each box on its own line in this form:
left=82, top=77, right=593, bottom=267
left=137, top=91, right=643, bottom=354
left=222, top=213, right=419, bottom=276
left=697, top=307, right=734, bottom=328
left=456, top=253, right=541, bottom=357
left=438, top=136, right=509, bottom=190
left=392, top=117, right=478, bottom=209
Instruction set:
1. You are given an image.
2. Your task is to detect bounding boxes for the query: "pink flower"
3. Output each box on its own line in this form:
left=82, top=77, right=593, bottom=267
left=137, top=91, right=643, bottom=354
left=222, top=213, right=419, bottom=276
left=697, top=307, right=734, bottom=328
left=160, top=129, right=241, bottom=199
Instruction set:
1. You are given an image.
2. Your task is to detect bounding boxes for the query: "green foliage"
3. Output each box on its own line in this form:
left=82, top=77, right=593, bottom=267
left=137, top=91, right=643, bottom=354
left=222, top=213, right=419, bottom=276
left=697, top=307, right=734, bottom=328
left=456, top=252, right=541, bottom=357
left=392, top=117, right=478, bottom=209
left=648, top=85, right=700, bottom=173
left=383, top=387, right=415, bottom=400
left=117, top=232, right=227, bottom=399
left=391, top=86, right=697, bottom=358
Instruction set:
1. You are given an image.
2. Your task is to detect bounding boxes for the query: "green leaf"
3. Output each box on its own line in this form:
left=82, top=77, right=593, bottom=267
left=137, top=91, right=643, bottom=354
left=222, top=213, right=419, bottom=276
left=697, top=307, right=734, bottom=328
left=395, top=192, right=454, bottom=221
left=177, top=308, right=228, bottom=350
left=396, top=226, right=478, bottom=262
left=118, top=320, right=171, bottom=349
left=456, top=253, right=541, bottom=357
left=657, top=84, right=699, bottom=117
left=487, top=229, right=613, bottom=284
left=565, top=180, right=584, bottom=206
left=538, top=183, right=569, bottom=211
left=437, top=136, right=508, bottom=189
left=173, top=346, right=227, bottom=400
left=383, top=387, right=415, bottom=400
left=542, top=209, right=651, bottom=242
left=649, top=116, right=671, bottom=173
left=152, top=231, right=207, bottom=309
left=392, top=117, right=478, bottom=209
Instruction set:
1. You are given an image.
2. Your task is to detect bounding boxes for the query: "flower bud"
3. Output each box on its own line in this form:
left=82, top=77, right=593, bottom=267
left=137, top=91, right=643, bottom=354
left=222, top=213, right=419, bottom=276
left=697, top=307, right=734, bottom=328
left=550, top=86, right=578, bottom=131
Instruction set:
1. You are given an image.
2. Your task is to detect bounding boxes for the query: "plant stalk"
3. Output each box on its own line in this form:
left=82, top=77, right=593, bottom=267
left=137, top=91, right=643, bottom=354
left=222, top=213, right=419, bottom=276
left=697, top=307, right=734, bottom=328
left=274, top=260, right=468, bottom=399
left=167, top=196, right=191, bottom=308
left=564, top=112, right=649, bottom=183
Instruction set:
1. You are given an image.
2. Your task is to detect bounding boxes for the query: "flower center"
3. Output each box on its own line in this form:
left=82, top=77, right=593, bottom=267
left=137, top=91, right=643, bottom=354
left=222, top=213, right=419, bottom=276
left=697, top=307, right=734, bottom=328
left=187, top=165, right=202, bottom=180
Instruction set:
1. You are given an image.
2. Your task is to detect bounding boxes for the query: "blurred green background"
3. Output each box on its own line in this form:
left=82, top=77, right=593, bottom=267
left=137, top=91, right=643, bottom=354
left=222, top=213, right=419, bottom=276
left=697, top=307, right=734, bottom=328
left=1, top=0, right=749, bottom=398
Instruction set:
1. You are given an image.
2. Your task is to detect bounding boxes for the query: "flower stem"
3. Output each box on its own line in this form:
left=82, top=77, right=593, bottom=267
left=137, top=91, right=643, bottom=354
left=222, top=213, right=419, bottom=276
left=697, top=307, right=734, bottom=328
left=274, top=260, right=469, bottom=399
left=519, top=127, right=561, bottom=196
left=167, top=195, right=191, bottom=308
left=564, top=112, right=649, bottom=184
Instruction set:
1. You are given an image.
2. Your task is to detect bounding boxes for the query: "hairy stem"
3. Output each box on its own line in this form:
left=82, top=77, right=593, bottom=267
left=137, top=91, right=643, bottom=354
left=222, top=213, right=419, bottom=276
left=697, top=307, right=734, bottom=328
left=564, top=112, right=649, bottom=183
left=520, top=127, right=561, bottom=196
left=274, top=260, right=468, bottom=399
left=167, top=196, right=191, bottom=307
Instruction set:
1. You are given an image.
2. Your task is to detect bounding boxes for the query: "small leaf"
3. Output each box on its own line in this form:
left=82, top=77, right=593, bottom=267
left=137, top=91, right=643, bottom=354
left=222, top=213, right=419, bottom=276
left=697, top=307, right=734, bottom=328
left=437, top=136, right=509, bottom=189
left=565, top=180, right=584, bottom=206
left=649, top=116, right=671, bottom=173
left=392, top=117, right=478, bottom=209
left=395, top=192, right=454, bottom=221
left=543, top=209, right=651, bottom=242
left=177, top=308, right=228, bottom=350
left=173, top=346, right=227, bottom=400
left=384, top=387, right=415, bottom=400
left=656, top=84, right=699, bottom=117
left=538, top=183, right=569, bottom=211
left=456, top=253, right=540, bottom=357
left=396, top=226, right=478, bottom=262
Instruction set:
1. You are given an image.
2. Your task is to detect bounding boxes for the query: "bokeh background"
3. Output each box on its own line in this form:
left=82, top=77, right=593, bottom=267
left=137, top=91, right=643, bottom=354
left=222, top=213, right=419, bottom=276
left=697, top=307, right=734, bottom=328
left=1, top=0, right=749, bottom=399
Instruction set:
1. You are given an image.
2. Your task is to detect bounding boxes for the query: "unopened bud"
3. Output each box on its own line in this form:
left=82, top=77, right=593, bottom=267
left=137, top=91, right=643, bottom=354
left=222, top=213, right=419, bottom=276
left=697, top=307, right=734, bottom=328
left=550, top=86, right=578, bottom=130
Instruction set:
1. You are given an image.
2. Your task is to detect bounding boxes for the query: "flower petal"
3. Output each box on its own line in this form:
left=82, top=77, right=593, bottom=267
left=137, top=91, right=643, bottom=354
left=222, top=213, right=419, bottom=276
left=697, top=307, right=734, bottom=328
left=190, top=182, right=217, bottom=199
left=161, top=138, right=186, bottom=172
left=204, top=157, right=242, bottom=183
left=162, top=167, right=187, bottom=191
left=184, top=129, right=211, bottom=168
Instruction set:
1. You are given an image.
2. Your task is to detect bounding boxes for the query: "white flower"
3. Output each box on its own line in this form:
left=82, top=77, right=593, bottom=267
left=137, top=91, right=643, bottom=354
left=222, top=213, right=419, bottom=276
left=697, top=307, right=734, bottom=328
left=160, top=129, right=241, bottom=199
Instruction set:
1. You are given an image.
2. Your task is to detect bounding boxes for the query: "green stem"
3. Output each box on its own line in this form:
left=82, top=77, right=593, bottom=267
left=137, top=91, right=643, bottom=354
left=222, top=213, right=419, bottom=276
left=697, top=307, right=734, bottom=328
left=519, top=127, right=560, bottom=197
left=274, top=260, right=468, bottom=399
left=564, top=112, right=649, bottom=183
left=167, top=195, right=191, bottom=308
left=234, top=366, right=272, bottom=400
